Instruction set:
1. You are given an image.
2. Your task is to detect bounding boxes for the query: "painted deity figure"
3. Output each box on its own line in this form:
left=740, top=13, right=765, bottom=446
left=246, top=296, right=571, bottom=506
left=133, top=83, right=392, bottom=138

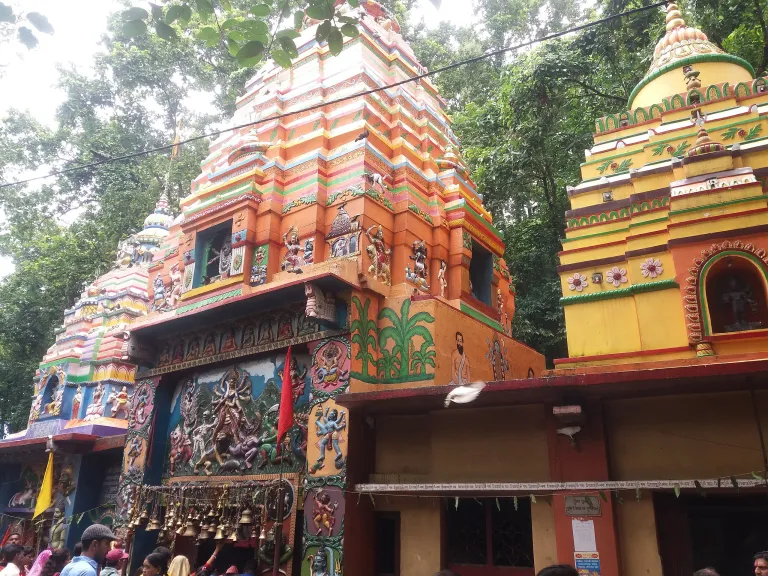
left=331, top=237, right=347, bottom=258
left=210, top=368, right=251, bottom=464
left=44, top=383, right=64, bottom=417
left=438, top=259, right=447, bottom=297
left=497, top=287, right=503, bottom=318
left=71, top=385, right=82, bottom=419
left=365, top=224, right=391, bottom=284
left=449, top=331, right=471, bottom=386
left=307, top=549, right=330, bottom=576
left=311, top=407, right=346, bottom=473
left=49, top=507, right=67, bottom=550
left=85, top=383, right=105, bottom=420
left=152, top=275, right=166, bottom=311
left=167, top=263, right=182, bottom=308
left=313, top=343, right=348, bottom=389
left=208, top=238, right=233, bottom=280
left=127, top=436, right=143, bottom=470
left=289, top=356, right=308, bottom=403
left=257, top=406, right=293, bottom=469
left=202, top=333, right=217, bottom=357
left=221, top=328, right=237, bottom=353
left=29, top=394, right=43, bottom=422
left=312, top=490, right=338, bottom=535
left=192, top=410, right=218, bottom=474
left=722, top=277, right=760, bottom=331
left=258, top=526, right=293, bottom=573
left=251, top=248, right=267, bottom=285
left=304, top=239, right=314, bottom=264
left=107, top=386, right=130, bottom=419
left=409, top=240, right=430, bottom=288
left=169, top=425, right=193, bottom=475
left=114, top=236, right=138, bottom=268
left=281, top=226, right=305, bottom=273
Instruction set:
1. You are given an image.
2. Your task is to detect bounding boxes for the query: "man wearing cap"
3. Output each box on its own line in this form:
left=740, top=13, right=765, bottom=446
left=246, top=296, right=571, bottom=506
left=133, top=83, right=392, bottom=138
left=102, top=549, right=128, bottom=576
left=60, top=525, right=117, bottom=576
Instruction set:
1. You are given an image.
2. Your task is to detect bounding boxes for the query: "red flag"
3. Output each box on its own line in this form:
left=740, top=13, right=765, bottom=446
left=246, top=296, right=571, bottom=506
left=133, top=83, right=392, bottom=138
left=0, top=525, right=10, bottom=547
left=277, top=346, right=294, bottom=449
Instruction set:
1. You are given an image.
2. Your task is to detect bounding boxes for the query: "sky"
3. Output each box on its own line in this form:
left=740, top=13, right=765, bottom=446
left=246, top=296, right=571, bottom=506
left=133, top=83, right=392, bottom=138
left=0, top=0, right=476, bottom=279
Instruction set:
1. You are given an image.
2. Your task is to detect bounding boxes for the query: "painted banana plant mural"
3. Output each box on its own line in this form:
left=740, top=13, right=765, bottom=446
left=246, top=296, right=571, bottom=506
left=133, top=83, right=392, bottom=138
left=377, top=299, right=435, bottom=382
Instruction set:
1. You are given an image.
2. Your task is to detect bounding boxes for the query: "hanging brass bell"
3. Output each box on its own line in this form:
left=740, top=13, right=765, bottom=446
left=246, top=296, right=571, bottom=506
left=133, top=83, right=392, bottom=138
left=182, top=521, right=198, bottom=538
left=197, top=525, right=210, bottom=540
left=239, top=508, right=254, bottom=525
left=157, top=529, right=166, bottom=541
left=213, top=524, right=226, bottom=540
left=176, top=522, right=185, bottom=536
left=259, top=526, right=266, bottom=543
left=228, top=528, right=238, bottom=542
left=147, top=517, right=162, bottom=531
left=140, top=509, right=150, bottom=524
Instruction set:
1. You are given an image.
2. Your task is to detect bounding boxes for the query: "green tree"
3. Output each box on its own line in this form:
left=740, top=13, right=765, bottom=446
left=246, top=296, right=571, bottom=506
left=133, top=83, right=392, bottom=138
left=377, top=299, right=434, bottom=380
left=350, top=296, right=378, bottom=378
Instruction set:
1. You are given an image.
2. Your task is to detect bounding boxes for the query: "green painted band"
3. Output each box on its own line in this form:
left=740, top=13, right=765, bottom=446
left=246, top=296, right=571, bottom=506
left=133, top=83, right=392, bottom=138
left=176, top=288, right=243, bottom=315
left=560, top=278, right=679, bottom=305
left=628, top=54, right=755, bottom=109
left=350, top=371, right=436, bottom=384
left=668, top=194, right=766, bottom=216
left=460, top=302, right=504, bottom=331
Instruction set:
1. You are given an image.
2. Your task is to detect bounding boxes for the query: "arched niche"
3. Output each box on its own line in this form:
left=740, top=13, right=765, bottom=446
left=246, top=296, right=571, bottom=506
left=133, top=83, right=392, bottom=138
left=39, top=372, right=60, bottom=413
left=703, top=254, right=768, bottom=334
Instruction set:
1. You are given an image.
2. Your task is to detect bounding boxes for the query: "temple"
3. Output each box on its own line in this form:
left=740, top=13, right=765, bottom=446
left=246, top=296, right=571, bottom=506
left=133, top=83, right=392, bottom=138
left=7, top=2, right=768, bottom=575
left=0, top=195, right=170, bottom=548
left=110, top=2, right=541, bottom=576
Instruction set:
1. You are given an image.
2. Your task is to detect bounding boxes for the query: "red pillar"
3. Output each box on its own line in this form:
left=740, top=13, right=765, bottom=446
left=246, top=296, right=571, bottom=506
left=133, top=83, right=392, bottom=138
left=547, top=400, right=621, bottom=576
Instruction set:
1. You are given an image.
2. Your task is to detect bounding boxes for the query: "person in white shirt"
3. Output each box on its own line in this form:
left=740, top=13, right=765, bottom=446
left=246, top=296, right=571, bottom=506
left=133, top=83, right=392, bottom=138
left=0, top=545, right=25, bottom=576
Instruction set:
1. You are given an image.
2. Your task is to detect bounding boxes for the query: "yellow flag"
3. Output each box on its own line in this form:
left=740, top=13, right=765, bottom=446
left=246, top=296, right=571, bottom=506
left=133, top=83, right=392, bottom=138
left=33, top=452, right=54, bottom=518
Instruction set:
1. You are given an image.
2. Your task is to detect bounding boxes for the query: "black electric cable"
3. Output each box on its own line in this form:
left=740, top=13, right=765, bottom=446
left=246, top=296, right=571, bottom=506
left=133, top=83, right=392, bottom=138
left=0, top=1, right=667, bottom=190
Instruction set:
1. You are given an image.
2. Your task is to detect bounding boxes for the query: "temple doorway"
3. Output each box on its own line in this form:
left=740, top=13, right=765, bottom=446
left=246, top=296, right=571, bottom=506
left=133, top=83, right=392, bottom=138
left=655, top=493, right=768, bottom=576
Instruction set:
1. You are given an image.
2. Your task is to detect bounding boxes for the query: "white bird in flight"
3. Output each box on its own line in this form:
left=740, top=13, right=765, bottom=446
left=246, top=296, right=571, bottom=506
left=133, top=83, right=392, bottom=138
left=444, top=381, right=486, bottom=407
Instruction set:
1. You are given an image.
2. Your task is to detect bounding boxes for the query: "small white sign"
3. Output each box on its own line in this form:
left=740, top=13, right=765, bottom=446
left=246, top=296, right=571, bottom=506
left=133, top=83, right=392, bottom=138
left=572, top=518, right=597, bottom=552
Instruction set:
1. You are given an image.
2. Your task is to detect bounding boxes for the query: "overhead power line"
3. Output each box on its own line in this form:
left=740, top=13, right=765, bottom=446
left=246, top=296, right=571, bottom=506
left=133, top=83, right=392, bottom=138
left=0, top=1, right=666, bottom=190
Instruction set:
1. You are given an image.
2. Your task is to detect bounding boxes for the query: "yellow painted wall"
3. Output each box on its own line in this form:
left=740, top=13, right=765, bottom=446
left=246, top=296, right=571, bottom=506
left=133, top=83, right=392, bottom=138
left=565, top=298, right=641, bottom=358
left=634, top=289, right=689, bottom=349
left=375, top=405, right=550, bottom=481
left=631, top=61, right=753, bottom=108
left=532, top=501, right=558, bottom=570
left=617, top=499, right=664, bottom=576
left=376, top=497, right=443, bottom=576
left=606, top=392, right=768, bottom=479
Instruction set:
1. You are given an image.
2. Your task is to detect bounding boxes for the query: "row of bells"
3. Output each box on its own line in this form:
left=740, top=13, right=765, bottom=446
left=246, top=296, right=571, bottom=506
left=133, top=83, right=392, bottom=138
left=131, top=505, right=263, bottom=542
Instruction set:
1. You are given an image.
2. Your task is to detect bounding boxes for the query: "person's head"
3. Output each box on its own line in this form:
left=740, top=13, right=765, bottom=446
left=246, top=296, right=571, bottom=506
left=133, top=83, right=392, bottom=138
left=455, top=332, right=464, bottom=354
left=694, top=569, right=720, bottom=576
left=152, top=548, right=172, bottom=567
left=41, top=549, right=70, bottom=576
left=80, top=524, right=117, bottom=562
left=143, top=553, right=168, bottom=576
left=22, top=547, right=34, bottom=567
left=3, top=545, right=23, bottom=568
left=242, top=560, right=255, bottom=576
left=73, top=543, right=82, bottom=558
left=7, top=534, right=20, bottom=546
left=536, top=565, right=579, bottom=576
left=105, top=549, right=129, bottom=570
left=168, top=556, right=190, bottom=576
left=755, top=552, right=768, bottom=576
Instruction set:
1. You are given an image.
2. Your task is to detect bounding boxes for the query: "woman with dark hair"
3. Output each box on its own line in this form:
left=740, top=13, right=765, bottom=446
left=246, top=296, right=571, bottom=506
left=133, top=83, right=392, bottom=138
left=41, top=550, right=70, bottom=576
left=142, top=554, right=168, bottom=576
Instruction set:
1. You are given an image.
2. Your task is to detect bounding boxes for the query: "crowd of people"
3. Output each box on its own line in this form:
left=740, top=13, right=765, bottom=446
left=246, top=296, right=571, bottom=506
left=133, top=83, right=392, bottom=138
left=0, top=525, right=253, bottom=576
left=1, top=522, right=767, bottom=576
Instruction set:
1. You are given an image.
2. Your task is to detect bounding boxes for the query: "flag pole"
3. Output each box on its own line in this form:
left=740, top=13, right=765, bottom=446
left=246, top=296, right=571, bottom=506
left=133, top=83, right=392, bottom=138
left=272, top=346, right=293, bottom=576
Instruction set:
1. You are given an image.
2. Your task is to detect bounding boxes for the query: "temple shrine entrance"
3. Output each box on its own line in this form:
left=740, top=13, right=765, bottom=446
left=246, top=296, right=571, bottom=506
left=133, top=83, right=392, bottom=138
left=444, top=497, right=535, bottom=576
left=705, top=256, right=768, bottom=334
left=655, top=493, right=768, bottom=576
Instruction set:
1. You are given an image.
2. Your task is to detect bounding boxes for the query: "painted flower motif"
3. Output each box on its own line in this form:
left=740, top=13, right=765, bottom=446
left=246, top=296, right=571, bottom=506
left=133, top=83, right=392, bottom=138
left=666, top=145, right=675, bottom=154
left=610, top=162, right=618, bottom=170
left=640, top=257, right=663, bottom=279
left=605, top=266, right=628, bottom=287
left=567, top=273, right=587, bottom=292
left=738, top=129, right=747, bottom=138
